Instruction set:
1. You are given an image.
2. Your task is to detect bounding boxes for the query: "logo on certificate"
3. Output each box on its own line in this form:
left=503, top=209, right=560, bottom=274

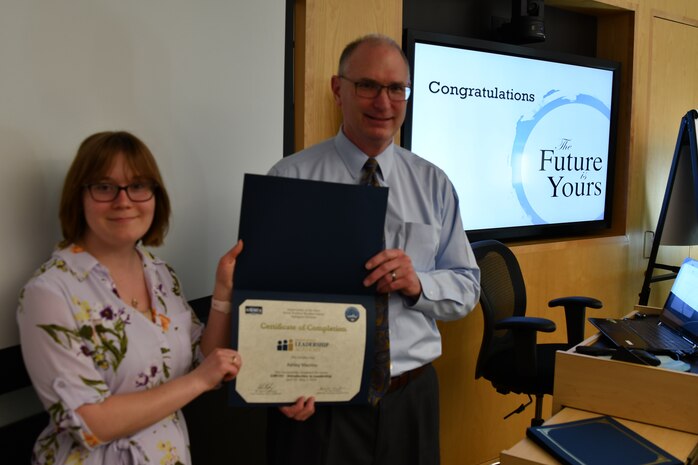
left=345, top=307, right=360, bottom=322
left=245, top=306, right=263, bottom=314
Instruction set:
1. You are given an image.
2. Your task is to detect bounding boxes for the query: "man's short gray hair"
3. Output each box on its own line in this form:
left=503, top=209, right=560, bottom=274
left=338, top=33, right=411, bottom=80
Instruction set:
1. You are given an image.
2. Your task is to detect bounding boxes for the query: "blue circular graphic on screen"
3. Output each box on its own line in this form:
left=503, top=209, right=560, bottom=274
left=345, top=306, right=360, bottom=323
left=511, top=91, right=611, bottom=224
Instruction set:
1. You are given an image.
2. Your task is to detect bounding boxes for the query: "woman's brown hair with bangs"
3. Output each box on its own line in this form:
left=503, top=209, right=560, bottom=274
left=58, top=131, right=171, bottom=248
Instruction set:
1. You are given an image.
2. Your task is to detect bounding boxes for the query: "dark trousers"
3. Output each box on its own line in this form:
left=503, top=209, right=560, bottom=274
left=266, top=364, right=440, bottom=465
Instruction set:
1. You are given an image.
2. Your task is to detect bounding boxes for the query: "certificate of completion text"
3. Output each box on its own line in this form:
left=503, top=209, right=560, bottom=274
left=235, top=299, right=367, bottom=403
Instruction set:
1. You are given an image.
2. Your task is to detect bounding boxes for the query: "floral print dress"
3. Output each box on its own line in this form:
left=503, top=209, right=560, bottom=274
left=17, top=245, right=204, bottom=465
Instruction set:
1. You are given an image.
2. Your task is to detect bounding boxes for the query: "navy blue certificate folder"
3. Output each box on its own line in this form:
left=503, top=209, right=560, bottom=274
left=229, top=174, right=389, bottom=406
left=526, top=416, right=683, bottom=465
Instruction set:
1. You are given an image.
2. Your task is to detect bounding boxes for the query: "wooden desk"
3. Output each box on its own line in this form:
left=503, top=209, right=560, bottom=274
left=500, top=407, right=698, bottom=465
left=553, top=305, right=698, bottom=435
left=553, top=334, right=698, bottom=434
left=500, top=306, right=698, bottom=464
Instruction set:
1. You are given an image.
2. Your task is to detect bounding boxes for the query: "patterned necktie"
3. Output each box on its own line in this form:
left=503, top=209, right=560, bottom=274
left=360, top=158, right=391, bottom=405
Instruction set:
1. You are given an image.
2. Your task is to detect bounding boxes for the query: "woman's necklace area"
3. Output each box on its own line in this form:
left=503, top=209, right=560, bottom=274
left=121, top=252, right=150, bottom=317
left=132, top=297, right=155, bottom=322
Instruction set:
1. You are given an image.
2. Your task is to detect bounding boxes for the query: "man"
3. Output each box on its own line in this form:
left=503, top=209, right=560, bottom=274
left=266, top=34, right=480, bottom=465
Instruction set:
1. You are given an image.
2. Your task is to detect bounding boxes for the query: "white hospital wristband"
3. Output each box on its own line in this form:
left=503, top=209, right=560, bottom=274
left=211, top=299, right=231, bottom=315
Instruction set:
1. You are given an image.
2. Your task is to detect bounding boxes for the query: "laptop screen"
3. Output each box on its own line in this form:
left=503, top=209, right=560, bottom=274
left=661, top=257, right=698, bottom=341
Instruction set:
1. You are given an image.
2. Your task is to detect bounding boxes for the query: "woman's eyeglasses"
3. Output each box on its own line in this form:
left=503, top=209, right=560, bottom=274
left=84, top=182, right=157, bottom=202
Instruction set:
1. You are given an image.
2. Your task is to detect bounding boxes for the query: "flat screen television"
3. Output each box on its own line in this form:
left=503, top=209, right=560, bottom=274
left=401, top=29, right=621, bottom=242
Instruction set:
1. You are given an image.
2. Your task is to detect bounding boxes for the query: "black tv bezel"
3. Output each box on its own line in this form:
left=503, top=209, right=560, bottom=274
left=401, top=29, right=622, bottom=243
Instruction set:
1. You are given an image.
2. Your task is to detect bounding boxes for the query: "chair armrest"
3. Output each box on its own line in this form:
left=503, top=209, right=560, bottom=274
left=548, top=296, right=603, bottom=309
left=495, top=316, right=556, bottom=333
left=548, top=296, right=603, bottom=346
left=496, top=317, right=556, bottom=377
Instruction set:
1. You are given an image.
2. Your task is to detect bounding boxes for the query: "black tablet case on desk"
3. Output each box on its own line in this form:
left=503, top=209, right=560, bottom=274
left=526, top=416, right=683, bottom=465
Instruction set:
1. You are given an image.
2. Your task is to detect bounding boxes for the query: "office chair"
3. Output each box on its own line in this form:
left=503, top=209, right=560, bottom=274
left=471, top=239, right=602, bottom=426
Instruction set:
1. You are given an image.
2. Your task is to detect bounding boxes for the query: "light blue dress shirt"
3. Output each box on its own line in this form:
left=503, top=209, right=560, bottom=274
left=268, top=129, right=480, bottom=376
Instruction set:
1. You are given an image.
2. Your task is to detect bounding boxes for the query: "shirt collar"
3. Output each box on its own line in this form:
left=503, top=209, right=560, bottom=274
left=53, top=244, right=99, bottom=279
left=54, top=243, right=163, bottom=280
left=334, top=128, right=395, bottom=184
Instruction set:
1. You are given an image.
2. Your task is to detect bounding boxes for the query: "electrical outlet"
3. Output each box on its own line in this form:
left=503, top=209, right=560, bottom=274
left=644, top=231, right=655, bottom=258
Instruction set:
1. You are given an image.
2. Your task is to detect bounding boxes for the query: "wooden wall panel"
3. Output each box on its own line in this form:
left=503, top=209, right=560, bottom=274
left=295, top=0, right=402, bottom=151
left=642, top=14, right=698, bottom=305
left=597, top=10, right=634, bottom=239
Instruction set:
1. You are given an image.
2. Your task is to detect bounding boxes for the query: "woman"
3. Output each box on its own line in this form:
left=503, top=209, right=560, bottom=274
left=17, top=131, right=242, bottom=464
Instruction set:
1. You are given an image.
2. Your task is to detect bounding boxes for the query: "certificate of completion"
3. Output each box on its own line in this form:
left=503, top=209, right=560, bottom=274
left=230, top=174, right=388, bottom=405
left=234, top=299, right=367, bottom=403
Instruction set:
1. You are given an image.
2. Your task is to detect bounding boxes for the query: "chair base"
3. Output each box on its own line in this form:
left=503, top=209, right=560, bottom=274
left=502, top=393, right=546, bottom=427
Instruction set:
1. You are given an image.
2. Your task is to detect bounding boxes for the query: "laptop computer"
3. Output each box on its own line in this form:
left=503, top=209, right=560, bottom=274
left=589, top=257, right=698, bottom=356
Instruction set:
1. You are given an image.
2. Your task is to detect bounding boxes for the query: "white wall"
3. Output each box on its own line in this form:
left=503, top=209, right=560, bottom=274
left=0, top=0, right=286, bottom=352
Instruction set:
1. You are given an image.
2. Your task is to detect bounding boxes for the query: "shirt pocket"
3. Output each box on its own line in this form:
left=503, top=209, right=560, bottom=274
left=403, top=222, right=438, bottom=271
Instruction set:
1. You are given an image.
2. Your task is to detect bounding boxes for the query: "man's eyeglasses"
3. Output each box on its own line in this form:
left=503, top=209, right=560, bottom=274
left=339, top=76, right=411, bottom=101
left=84, top=182, right=157, bottom=202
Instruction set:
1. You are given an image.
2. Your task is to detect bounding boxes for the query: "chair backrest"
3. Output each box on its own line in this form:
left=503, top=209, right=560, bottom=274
left=471, top=239, right=528, bottom=379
